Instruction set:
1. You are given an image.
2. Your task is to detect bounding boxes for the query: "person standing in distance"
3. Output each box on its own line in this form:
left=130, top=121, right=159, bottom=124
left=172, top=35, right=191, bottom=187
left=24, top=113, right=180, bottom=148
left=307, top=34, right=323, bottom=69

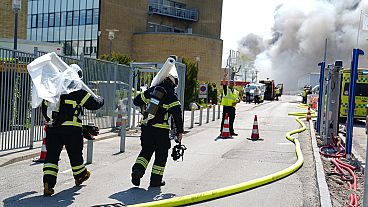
left=220, top=73, right=240, bottom=136
left=41, top=64, right=104, bottom=196
left=131, top=59, right=184, bottom=187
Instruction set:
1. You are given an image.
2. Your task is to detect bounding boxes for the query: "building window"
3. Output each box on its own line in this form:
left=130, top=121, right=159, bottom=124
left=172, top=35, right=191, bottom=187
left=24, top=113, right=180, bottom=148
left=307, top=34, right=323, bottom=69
left=93, top=8, right=99, bottom=24
left=61, top=11, right=67, bottom=26
left=38, top=14, right=43, bottom=28
left=31, top=14, right=37, bottom=28
left=64, top=41, right=72, bottom=55
left=86, top=9, right=93, bottom=25
left=67, top=11, right=73, bottom=26
left=84, top=40, right=92, bottom=55
left=79, top=10, right=86, bottom=25
left=73, top=11, right=79, bottom=26
left=49, top=13, right=55, bottom=27
left=43, top=13, right=49, bottom=28
left=55, top=12, right=61, bottom=27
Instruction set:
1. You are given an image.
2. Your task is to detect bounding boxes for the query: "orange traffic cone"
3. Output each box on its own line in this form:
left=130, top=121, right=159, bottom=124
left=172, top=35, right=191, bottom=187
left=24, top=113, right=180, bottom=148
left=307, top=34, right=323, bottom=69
left=306, top=107, right=311, bottom=121
left=33, top=125, right=47, bottom=163
left=250, top=115, right=260, bottom=140
left=221, top=113, right=231, bottom=138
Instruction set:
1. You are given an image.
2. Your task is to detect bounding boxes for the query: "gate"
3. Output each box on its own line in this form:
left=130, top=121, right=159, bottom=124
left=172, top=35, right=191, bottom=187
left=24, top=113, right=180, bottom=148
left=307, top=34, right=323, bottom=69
left=127, top=61, right=186, bottom=129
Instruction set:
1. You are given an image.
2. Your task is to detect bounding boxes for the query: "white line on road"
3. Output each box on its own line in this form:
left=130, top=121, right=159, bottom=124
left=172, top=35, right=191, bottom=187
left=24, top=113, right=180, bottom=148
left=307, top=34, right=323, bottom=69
left=60, top=169, right=72, bottom=174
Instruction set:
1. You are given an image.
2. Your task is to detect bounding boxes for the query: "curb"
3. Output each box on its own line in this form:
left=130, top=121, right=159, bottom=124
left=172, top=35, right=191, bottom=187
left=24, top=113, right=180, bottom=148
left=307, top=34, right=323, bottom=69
left=309, top=120, right=332, bottom=207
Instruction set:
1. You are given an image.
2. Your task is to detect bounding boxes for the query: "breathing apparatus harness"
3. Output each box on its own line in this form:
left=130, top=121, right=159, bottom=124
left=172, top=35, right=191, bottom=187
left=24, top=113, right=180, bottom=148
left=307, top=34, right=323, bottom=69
left=141, top=86, right=167, bottom=125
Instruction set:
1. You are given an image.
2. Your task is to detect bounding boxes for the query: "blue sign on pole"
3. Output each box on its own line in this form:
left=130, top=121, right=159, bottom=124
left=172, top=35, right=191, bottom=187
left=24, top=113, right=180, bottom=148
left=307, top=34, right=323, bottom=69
left=346, top=48, right=364, bottom=157
left=316, top=61, right=325, bottom=133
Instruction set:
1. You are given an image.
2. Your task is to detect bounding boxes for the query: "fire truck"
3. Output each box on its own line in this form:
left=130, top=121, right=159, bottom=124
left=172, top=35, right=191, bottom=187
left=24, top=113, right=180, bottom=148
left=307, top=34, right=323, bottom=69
left=259, top=78, right=276, bottom=100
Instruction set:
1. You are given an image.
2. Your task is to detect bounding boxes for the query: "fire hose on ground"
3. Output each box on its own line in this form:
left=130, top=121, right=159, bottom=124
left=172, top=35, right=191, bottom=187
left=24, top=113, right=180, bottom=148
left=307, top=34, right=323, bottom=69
left=319, top=136, right=359, bottom=207
left=129, top=114, right=307, bottom=206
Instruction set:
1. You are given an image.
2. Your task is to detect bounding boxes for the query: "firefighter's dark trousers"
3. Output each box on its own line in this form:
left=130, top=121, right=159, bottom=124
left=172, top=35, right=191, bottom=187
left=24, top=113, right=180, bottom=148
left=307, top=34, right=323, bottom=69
left=43, top=126, right=87, bottom=188
left=220, top=106, right=236, bottom=134
left=132, top=125, right=170, bottom=182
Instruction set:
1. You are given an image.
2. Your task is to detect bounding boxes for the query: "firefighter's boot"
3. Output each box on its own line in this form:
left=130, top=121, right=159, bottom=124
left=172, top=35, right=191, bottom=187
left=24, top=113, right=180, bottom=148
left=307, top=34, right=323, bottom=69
left=131, top=169, right=142, bottom=186
left=149, top=180, right=166, bottom=187
left=43, top=183, right=55, bottom=196
left=75, top=170, right=90, bottom=186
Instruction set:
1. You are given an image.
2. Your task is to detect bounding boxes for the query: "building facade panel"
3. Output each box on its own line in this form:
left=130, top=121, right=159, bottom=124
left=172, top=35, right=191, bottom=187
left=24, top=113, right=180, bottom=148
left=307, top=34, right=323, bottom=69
left=132, top=33, right=223, bottom=85
left=27, top=0, right=100, bottom=57
left=0, top=0, right=28, bottom=40
left=98, top=0, right=148, bottom=57
left=179, top=0, right=222, bottom=38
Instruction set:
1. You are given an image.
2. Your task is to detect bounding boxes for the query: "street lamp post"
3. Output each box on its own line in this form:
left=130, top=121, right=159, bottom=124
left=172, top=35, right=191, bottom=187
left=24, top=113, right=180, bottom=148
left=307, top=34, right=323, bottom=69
left=195, top=56, right=200, bottom=101
left=106, top=29, right=119, bottom=60
left=12, top=0, right=21, bottom=51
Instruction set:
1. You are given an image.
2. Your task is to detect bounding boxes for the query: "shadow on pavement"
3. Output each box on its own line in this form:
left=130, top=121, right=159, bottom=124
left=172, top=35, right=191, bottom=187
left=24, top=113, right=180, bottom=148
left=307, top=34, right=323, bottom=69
left=109, top=187, right=176, bottom=205
left=3, top=186, right=82, bottom=207
left=214, top=136, right=234, bottom=141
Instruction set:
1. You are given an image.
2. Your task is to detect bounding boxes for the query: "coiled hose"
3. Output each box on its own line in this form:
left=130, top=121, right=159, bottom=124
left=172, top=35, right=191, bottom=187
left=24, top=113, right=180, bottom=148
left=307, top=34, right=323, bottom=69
left=129, top=115, right=306, bottom=206
left=319, top=135, right=359, bottom=206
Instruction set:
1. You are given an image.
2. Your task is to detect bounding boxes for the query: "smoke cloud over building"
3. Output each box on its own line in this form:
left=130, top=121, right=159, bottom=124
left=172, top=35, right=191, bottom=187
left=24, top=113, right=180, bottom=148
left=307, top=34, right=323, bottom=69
left=238, top=0, right=368, bottom=90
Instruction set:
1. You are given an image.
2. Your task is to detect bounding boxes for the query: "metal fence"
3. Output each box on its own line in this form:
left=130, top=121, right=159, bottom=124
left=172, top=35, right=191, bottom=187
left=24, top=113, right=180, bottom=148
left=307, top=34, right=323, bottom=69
left=127, top=62, right=186, bottom=128
left=0, top=47, right=130, bottom=151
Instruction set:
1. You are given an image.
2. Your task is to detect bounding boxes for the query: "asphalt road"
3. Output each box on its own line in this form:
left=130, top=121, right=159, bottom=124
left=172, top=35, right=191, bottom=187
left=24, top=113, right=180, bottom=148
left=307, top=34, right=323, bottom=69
left=1, top=96, right=319, bottom=207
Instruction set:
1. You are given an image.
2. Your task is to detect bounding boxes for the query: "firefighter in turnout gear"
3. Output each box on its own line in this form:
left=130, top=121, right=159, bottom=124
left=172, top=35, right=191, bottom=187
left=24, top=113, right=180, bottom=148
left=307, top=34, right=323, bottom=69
left=41, top=65, right=104, bottom=196
left=220, top=73, right=240, bottom=136
left=131, top=64, right=184, bottom=187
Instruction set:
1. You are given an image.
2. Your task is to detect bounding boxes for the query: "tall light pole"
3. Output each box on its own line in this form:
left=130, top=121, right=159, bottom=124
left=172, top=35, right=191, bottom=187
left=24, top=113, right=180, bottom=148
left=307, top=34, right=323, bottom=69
left=195, top=56, right=200, bottom=101
left=106, top=29, right=119, bottom=60
left=12, top=0, right=21, bottom=51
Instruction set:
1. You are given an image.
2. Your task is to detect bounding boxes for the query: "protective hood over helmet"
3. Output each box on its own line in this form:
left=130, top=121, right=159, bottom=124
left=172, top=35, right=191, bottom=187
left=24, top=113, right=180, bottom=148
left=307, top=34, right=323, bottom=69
left=70, top=64, right=83, bottom=79
left=150, top=57, right=177, bottom=87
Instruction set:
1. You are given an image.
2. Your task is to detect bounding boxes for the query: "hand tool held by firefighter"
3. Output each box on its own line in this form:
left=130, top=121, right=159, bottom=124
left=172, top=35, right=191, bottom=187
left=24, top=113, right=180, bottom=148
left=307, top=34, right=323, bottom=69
left=82, top=125, right=99, bottom=140
left=142, top=86, right=166, bottom=125
left=171, top=141, right=187, bottom=161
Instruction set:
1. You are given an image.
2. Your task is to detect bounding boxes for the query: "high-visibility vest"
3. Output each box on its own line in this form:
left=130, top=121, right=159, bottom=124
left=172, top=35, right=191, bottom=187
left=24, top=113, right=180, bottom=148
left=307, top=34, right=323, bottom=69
left=221, top=87, right=238, bottom=107
left=275, top=88, right=280, bottom=95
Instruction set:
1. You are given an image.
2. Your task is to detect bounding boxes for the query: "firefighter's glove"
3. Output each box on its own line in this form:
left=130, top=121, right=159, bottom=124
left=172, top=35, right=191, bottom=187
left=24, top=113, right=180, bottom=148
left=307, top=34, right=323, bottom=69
left=82, top=125, right=99, bottom=140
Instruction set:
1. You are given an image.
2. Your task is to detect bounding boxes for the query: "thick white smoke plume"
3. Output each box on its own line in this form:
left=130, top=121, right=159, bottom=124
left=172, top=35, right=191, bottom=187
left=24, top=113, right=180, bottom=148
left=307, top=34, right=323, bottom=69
left=238, top=0, right=368, bottom=90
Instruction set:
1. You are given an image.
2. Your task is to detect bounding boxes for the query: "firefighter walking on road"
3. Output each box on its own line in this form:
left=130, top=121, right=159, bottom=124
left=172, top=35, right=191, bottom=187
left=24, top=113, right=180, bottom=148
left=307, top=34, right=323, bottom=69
left=41, top=65, right=104, bottom=196
left=131, top=58, right=184, bottom=187
left=220, top=73, right=240, bottom=136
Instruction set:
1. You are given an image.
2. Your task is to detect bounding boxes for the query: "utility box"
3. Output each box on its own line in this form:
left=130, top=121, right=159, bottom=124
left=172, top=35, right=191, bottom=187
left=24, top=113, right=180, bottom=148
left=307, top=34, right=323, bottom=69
left=325, top=60, right=342, bottom=139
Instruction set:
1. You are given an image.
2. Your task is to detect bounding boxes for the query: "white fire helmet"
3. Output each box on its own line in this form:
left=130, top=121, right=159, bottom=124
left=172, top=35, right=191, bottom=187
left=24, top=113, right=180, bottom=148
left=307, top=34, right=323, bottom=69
left=168, top=67, right=179, bottom=87
left=70, top=64, right=83, bottom=79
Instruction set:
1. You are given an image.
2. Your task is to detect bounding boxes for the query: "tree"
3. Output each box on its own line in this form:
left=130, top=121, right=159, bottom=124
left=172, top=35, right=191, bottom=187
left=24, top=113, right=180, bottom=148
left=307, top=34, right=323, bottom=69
left=207, top=82, right=218, bottom=104
left=99, top=52, right=133, bottom=65
left=182, top=58, right=199, bottom=109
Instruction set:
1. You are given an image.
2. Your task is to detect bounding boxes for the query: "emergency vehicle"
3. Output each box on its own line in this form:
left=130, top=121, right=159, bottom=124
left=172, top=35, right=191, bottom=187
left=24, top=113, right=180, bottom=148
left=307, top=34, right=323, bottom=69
left=259, top=79, right=275, bottom=100
left=339, top=68, right=368, bottom=119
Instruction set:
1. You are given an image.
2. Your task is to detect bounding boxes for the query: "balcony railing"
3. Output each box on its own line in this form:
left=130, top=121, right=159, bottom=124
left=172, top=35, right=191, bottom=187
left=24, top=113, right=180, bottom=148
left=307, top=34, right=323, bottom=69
left=148, top=3, right=198, bottom=21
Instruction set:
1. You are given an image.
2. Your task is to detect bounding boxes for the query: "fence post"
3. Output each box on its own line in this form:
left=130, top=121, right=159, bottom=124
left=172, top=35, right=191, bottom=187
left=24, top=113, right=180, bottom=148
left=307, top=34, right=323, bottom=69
left=120, top=118, right=127, bottom=153
left=206, top=106, right=210, bottom=123
left=190, top=108, right=195, bottom=128
left=217, top=105, right=221, bottom=119
left=29, top=109, right=36, bottom=149
left=212, top=104, right=216, bottom=121
left=86, top=122, right=95, bottom=164
left=199, top=107, right=203, bottom=126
